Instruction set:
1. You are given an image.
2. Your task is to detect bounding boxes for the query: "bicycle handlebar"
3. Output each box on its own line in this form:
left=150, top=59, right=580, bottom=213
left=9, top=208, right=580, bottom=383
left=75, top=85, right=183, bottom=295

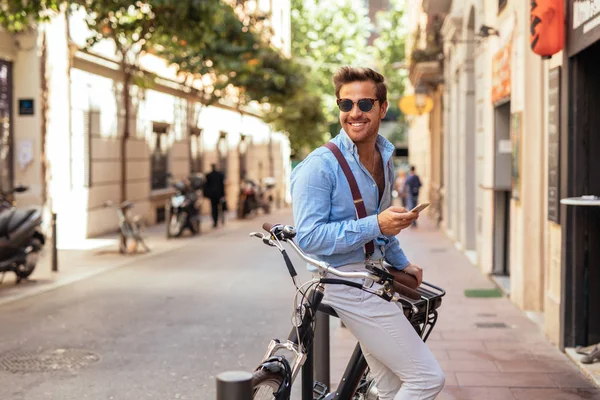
left=256, top=222, right=423, bottom=301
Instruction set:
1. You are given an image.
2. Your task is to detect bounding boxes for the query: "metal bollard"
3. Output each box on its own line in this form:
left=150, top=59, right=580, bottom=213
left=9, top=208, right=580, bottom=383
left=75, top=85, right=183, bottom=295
left=302, top=340, right=314, bottom=400
left=51, top=212, right=58, bottom=272
left=216, top=371, right=253, bottom=400
left=314, top=311, right=330, bottom=389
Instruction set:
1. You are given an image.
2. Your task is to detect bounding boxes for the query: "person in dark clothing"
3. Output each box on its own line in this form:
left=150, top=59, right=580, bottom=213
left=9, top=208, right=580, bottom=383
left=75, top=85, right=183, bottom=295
left=404, top=166, right=422, bottom=226
left=204, top=164, right=226, bottom=227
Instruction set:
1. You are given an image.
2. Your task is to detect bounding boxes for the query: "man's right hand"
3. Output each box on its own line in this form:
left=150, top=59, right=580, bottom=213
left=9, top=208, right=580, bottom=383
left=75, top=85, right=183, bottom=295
left=377, top=206, right=418, bottom=236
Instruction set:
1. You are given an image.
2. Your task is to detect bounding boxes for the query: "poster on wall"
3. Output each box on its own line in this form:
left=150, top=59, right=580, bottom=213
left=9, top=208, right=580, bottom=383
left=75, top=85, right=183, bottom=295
left=511, top=112, right=522, bottom=200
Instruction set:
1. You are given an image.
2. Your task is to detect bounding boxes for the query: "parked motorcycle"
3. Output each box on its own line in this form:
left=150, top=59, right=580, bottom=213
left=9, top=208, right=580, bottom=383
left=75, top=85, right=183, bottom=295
left=0, top=186, right=45, bottom=283
left=166, top=174, right=205, bottom=238
left=239, top=178, right=275, bottom=219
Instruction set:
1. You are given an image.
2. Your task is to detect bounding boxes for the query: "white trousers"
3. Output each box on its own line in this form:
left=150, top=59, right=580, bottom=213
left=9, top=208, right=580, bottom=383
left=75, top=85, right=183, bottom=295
left=322, top=263, right=445, bottom=400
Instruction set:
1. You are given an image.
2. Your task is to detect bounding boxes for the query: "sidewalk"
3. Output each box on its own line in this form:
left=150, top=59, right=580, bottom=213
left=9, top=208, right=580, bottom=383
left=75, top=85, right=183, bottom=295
left=329, top=219, right=600, bottom=399
left=0, top=211, right=252, bottom=307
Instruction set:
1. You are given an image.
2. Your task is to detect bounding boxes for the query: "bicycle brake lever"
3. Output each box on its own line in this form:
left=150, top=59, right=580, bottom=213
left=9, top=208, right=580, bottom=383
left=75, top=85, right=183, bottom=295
left=249, top=232, right=264, bottom=239
left=262, top=237, right=276, bottom=247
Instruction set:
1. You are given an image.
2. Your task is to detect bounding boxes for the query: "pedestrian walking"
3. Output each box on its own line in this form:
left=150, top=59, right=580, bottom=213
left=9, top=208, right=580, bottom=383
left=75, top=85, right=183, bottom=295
left=394, top=169, right=407, bottom=207
left=291, top=66, right=444, bottom=400
left=204, top=164, right=226, bottom=228
left=404, top=165, right=422, bottom=226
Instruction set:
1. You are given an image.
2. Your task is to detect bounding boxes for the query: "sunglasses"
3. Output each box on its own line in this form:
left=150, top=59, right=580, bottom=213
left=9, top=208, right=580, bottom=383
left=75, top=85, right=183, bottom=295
left=336, top=98, right=379, bottom=112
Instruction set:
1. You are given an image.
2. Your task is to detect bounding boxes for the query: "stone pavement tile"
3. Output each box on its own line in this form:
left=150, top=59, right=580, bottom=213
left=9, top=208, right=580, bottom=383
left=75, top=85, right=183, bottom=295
left=432, top=349, right=449, bottom=360
left=428, top=340, right=486, bottom=351
left=484, top=341, right=561, bottom=350
left=438, top=359, right=499, bottom=372
left=444, top=372, right=459, bottom=387
left=439, top=387, right=515, bottom=400
left=455, top=372, right=557, bottom=387
left=511, top=388, right=600, bottom=399
left=442, top=330, right=540, bottom=342
left=447, top=349, right=538, bottom=361
left=549, top=373, right=598, bottom=389
left=495, top=360, right=580, bottom=373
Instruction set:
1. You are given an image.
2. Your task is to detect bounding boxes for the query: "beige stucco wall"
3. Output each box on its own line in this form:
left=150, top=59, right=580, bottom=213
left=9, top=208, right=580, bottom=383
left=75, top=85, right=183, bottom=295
left=30, top=9, right=294, bottom=242
left=407, top=112, right=432, bottom=207
left=442, top=0, right=550, bottom=313
left=543, top=51, right=564, bottom=345
left=0, top=29, right=43, bottom=209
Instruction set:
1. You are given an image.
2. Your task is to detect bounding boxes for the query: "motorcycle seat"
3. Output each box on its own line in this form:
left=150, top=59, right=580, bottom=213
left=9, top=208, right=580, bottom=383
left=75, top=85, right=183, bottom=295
left=0, top=209, right=37, bottom=238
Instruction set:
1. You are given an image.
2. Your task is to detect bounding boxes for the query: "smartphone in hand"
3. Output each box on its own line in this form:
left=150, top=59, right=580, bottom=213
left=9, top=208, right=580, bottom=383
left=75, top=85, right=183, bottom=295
left=410, top=202, right=430, bottom=213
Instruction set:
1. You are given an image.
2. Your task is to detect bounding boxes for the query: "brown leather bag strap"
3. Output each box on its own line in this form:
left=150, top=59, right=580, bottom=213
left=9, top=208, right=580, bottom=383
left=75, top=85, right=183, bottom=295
left=323, top=142, right=375, bottom=257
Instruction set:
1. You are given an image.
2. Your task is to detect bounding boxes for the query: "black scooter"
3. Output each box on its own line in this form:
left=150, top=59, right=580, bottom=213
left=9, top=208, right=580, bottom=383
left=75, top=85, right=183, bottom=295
left=166, top=174, right=205, bottom=238
left=0, top=186, right=45, bottom=283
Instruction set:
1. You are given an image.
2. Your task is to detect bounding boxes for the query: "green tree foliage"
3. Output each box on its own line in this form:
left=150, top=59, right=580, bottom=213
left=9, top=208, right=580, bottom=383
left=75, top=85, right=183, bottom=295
left=371, top=0, right=408, bottom=104
left=291, top=0, right=373, bottom=130
left=0, top=0, right=329, bottom=157
left=0, top=0, right=61, bottom=33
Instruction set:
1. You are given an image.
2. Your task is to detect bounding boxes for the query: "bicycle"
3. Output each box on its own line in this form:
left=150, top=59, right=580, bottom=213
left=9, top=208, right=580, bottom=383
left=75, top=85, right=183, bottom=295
left=104, top=200, right=150, bottom=254
left=248, top=223, right=445, bottom=399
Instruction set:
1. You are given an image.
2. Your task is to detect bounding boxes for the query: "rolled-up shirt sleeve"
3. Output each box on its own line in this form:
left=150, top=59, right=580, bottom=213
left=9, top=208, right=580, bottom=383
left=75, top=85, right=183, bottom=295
left=291, top=154, right=381, bottom=256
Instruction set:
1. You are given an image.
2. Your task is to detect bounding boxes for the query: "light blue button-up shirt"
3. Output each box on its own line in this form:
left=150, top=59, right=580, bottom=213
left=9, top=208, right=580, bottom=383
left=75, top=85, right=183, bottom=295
left=290, top=129, right=410, bottom=270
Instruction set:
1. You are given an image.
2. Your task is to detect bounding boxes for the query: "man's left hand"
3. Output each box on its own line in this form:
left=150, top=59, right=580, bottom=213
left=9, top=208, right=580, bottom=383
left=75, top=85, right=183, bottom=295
left=403, top=264, right=423, bottom=286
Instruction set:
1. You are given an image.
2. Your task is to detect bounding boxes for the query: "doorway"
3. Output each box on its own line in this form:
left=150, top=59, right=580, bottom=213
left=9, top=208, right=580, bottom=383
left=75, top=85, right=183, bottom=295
left=493, top=101, right=511, bottom=278
left=564, top=40, right=600, bottom=347
left=0, top=60, right=13, bottom=192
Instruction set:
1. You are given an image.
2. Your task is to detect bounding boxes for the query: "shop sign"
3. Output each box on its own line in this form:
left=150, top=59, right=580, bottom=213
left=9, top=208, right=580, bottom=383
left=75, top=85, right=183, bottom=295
left=492, top=42, right=512, bottom=104
left=492, top=13, right=516, bottom=104
left=569, top=0, right=600, bottom=56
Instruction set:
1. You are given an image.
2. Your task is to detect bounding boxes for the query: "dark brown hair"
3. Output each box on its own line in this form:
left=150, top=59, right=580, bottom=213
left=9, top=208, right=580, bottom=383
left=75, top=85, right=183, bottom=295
left=333, top=66, right=387, bottom=103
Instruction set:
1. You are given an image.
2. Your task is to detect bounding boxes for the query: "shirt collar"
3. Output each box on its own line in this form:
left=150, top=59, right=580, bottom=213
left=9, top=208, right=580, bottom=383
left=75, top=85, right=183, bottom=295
left=337, top=128, right=395, bottom=158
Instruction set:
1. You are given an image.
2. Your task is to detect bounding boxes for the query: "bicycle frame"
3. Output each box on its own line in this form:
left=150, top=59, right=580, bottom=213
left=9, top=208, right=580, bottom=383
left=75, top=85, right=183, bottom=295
left=252, top=224, right=445, bottom=399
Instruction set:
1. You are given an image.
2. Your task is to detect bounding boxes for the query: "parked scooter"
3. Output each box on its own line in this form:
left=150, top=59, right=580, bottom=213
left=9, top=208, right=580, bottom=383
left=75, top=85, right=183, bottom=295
left=0, top=184, right=28, bottom=213
left=0, top=186, right=45, bottom=283
left=239, top=178, right=275, bottom=219
left=166, top=174, right=205, bottom=238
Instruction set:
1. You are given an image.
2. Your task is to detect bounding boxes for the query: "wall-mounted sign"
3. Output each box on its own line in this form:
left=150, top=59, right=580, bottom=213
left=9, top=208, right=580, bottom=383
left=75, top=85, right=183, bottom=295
left=492, top=42, right=512, bottom=104
left=18, top=99, right=34, bottom=115
left=568, top=0, right=600, bottom=56
left=492, top=14, right=516, bottom=104
left=548, top=67, right=561, bottom=223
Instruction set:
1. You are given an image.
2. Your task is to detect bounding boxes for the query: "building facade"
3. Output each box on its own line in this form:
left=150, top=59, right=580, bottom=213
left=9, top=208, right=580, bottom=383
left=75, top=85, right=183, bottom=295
left=408, top=0, right=600, bottom=356
left=0, top=1, right=292, bottom=245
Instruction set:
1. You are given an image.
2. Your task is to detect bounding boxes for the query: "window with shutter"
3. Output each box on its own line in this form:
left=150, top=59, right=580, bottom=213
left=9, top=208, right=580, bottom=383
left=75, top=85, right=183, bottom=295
left=84, top=110, right=100, bottom=188
left=189, top=127, right=203, bottom=174
left=217, top=131, right=228, bottom=176
left=151, top=122, right=170, bottom=190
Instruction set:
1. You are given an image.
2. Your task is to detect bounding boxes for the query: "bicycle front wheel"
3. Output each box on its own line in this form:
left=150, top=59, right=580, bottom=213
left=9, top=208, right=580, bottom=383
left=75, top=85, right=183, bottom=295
left=252, top=369, right=284, bottom=399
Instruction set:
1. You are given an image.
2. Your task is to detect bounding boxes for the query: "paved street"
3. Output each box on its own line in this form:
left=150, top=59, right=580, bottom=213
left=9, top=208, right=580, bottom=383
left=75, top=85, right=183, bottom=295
left=0, top=209, right=598, bottom=399
left=0, top=210, right=309, bottom=399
